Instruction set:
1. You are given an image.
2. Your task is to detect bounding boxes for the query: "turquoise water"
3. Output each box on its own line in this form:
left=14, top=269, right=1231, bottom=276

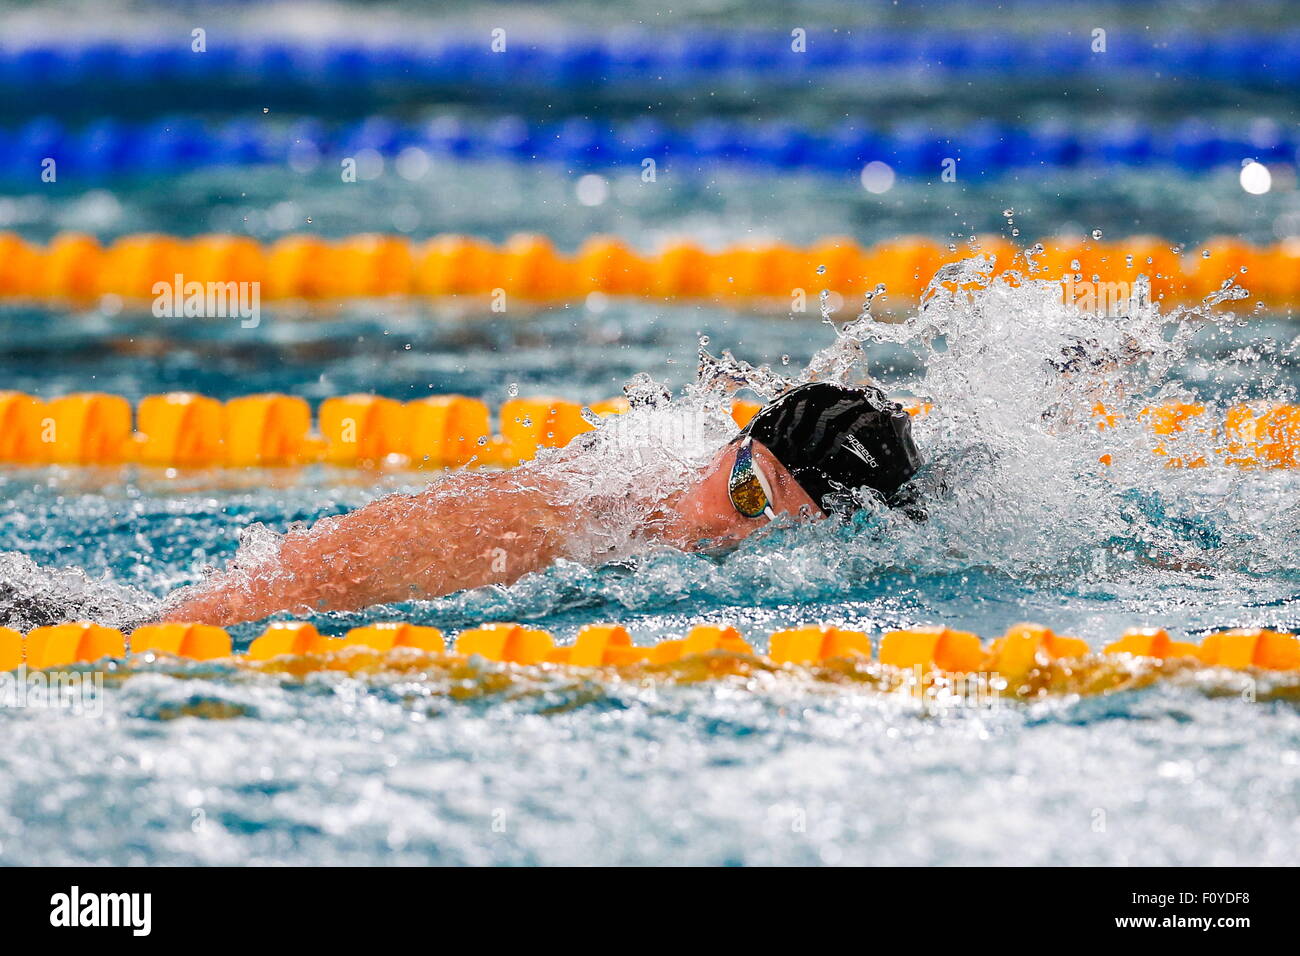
left=2, top=658, right=1295, bottom=866
left=3, top=0, right=1300, bottom=867
left=8, top=161, right=1299, bottom=248
left=2, top=282, right=1300, bottom=866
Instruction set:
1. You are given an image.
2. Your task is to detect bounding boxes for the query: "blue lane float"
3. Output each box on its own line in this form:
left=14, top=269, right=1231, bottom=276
left=0, top=114, right=1293, bottom=185
left=1, top=30, right=1300, bottom=104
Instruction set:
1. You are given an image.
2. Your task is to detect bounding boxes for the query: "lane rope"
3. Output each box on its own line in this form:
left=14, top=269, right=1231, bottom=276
left=3, top=622, right=1296, bottom=701
left=2, top=113, right=1292, bottom=184
left=1, top=232, right=1294, bottom=306
left=1, top=390, right=1297, bottom=470
left=3, top=31, right=1298, bottom=98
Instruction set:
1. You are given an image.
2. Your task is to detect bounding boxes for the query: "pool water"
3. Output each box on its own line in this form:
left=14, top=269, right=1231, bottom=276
left=4, top=0, right=1300, bottom=868
left=2, top=261, right=1300, bottom=865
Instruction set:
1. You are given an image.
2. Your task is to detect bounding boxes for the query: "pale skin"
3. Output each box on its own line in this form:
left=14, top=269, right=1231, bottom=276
left=161, top=440, right=822, bottom=626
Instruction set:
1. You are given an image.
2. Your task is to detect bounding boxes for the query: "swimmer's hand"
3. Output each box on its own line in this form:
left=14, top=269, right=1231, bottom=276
left=161, top=471, right=570, bottom=626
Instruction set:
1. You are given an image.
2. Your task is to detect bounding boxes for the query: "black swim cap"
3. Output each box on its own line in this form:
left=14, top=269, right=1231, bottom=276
left=740, top=382, right=921, bottom=513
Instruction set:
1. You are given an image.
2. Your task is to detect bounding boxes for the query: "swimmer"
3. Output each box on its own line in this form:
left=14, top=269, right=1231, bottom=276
left=160, top=382, right=921, bottom=626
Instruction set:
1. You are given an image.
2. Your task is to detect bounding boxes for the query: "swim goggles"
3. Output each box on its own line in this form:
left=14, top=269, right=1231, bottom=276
left=727, top=436, right=778, bottom=521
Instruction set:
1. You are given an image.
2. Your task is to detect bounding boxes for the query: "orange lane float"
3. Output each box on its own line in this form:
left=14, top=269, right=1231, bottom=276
left=1139, top=402, right=1210, bottom=468
left=0, top=390, right=763, bottom=468
left=985, top=623, right=1090, bottom=678
left=246, top=621, right=343, bottom=660
left=319, top=394, right=407, bottom=465
left=499, top=397, right=591, bottom=461
left=221, top=394, right=315, bottom=466
left=135, top=392, right=225, bottom=467
left=555, top=624, right=649, bottom=667
left=1103, top=627, right=1201, bottom=660
left=454, top=622, right=555, bottom=665
left=769, top=625, right=871, bottom=664
left=1196, top=628, right=1300, bottom=670
left=405, top=395, right=493, bottom=468
left=878, top=626, right=985, bottom=673
left=2, top=622, right=1299, bottom=695
left=9, top=390, right=1300, bottom=472
left=0, top=391, right=46, bottom=461
left=43, top=393, right=133, bottom=464
left=131, top=622, right=233, bottom=660
left=0, top=626, right=22, bottom=671
left=23, top=622, right=126, bottom=668
left=341, top=621, right=446, bottom=654
left=4, top=232, right=1297, bottom=307
left=1223, top=403, right=1300, bottom=468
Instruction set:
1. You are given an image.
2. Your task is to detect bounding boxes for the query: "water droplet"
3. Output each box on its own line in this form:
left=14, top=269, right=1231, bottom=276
left=477, top=436, right=487, bottom=446
left=1202, top=249, right=1211, bottom=259
left=1010, top=228, right=1019, bottom=237
left=699, top=334, right=710, bottom=347
left=1002, top=208, right=1015, bottom=218
left=816, top=264, right=826, bottom=275
left=507, top=383, right=519, bottom=397
left=1070, top=259, right=1081, bottom=271
left=780, top=354, right=790, bottom=365
left=1091, top=229, right=1103, bottom=240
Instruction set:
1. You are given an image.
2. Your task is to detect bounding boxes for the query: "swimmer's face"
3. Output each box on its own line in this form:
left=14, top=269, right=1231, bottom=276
left=668, top=439, right=824, bottom=551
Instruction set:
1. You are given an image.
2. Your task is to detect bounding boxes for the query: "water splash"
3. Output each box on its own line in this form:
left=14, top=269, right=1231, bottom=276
left=568, top=249, right=1298, bottom=607
left=0, top=551, right=155, bottom=630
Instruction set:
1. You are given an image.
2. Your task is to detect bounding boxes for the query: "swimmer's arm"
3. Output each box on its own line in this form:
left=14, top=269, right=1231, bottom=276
left=160, top=471, right=570, bottom=626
